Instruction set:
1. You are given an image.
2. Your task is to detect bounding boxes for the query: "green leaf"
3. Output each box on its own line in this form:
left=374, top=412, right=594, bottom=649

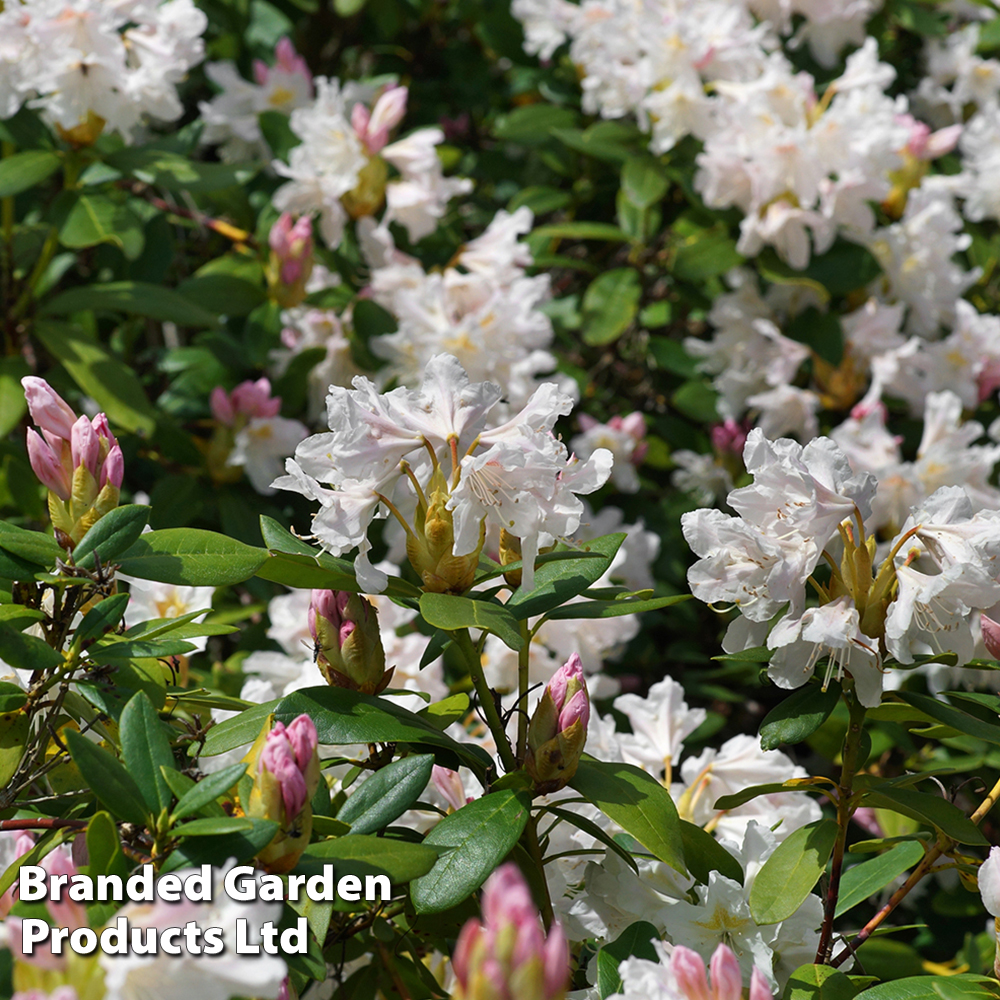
left=0, top=522, right=63, bottom=566
left=749, top=819, right=839, bottom=925
left=410, top=789, right=531, bottom=913
left=0, top=681, right=28, bottom=713
left=835, top=841, right=925, bottom=918
left=74, top=593, right=130, bottom=646
left=532, top=222, right=631, bottom=242
left=783, top=964, right=859, bottom=1000
left=672, top=224, right=743, bottom=282
left=0, top=150, right=60, bottom=197
left=859, top=785, right=988, bottom=846
left=506, top=534, right=625, bottom=620
left=854, top=975, right=1000, bottom=1000
left=0, top=356, right=30, bottom=438
left=56, top=192, right=143, bottom=252
left=159, top=818, right=279, bottom=873
left=171, top=763, right=247, bottom=821
left=551, top=122, right=639, bottom=163
left=680, top=819, right=744, bottom=886
left=88, top=637, right=196, bottom=663
left=0, top=709, right=28, bottom=786
left=33, top=321, right=157, bottom=436
left=86, top=811, right=128, bottom=880
left=493, top=104, right=578, bottom=144
left=42, top=281, right=221, bottom=329
left=106, top=149, right=257, bottom=193
left=119, top=690, right=174, bottom=815
left=582, top=268, right=641, bottom=346
left=419, top=593, right=523, bottom=651
left=621, top=156, right=668, bottom=210
left=176, top=274, right=265, bottom=318
left=64, top=728, right=149, bottom=825
left=800, top=240, right=882, bottom=297
left=116, top=528, right=267, bottom=586
left=570, top=758, right=686, bottom=874
left=760, top=683, right=842, bottom=751
left=898, top=691, right=1000, bottom=747
left=671, top=379, right=719, bottom=423
left=72, top=504, right=150, bottom=570
left=544, top=593, right=691, bottom=620
left=787, top=307, right=844, bottom=367
left=336, top=755, right=435, bottom=835
left=597, top=921, right=658, bottom=998
left=275, top=687, right=491, bottom=774
left=172, top=816, right=255, bottom=837
left=0, top=621, right=63, bottom=673
left=305, top=834, right=440, bottom=885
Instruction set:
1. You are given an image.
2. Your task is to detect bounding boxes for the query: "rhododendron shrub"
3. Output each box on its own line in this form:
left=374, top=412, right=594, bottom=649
left=3, top=1, right=1000, bottom=999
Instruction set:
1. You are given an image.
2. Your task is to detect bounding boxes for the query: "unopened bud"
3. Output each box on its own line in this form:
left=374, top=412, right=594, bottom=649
left=247, top=714, right=321, bottom=873
left=22, top=377, right=76, bottom=440
left=309, top=589, right=391, bottom=693
left=407, top=468, right=483, bottom=594
left=267, top=213, right=314, bottom=308
left=453, top=863, right=569, bottom=1000
left=709, top=943, right=743, bottom=1000
left=982, top=615, right=1000, bottom=661
left=525, top=654, right=589, bottom=794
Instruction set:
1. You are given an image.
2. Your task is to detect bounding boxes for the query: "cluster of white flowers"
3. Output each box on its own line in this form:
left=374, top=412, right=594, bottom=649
left=0, top=0, right=207, bottom=143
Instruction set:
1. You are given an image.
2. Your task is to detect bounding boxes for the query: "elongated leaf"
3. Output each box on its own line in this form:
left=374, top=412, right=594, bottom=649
left=545, top=593, right=691, bottom=620
left=0, top=522, right=62, bottom=566
left=88, top=637, right=197, bottom=663
left=116, top=529, right=267, bottom=586
left=305, top=834, right=440, bottom=884
left=73, top=505, right=150, bottom=570
left=0, top=621, right=63, bottom=672
left=506, top=534, right=625, bottom=621
left=898, top=691, right=1000, bottom=747
left=0, top=150, right=60, bottom=197
left=854, top=975, right=1000, bottom=1000
left=86, top=811, right=128, bottom=880
left=410, top=789, right=531, bottom=912
left=597, top=921, right=658, bottom=998
left=64, top=729, right=149, bottom=825
left=760, top=683, right=841, bottom=751
left=680, top=820, right=744, bottom=886
left=583, top=269, right=641, bottom=345
left=120, top=690, right=174, bottom=814
left=621, top=156, right=668, bottom=209
left=107, top=149, right=257, bottom=193
left=0, top=709, right=28, bottom=786
left=159, top=819, right=278, bottom=873
left=714, top=778, right=831, bottom=811
left=173, top=816, right=255, bottom=837
left=33, top=321, right=157, bottom=435
left=42, top=281, right=220, bottom=328
left=0, top=681, right=28, bottom=713
left=337, top=755, right=435, bottom=835
left=171, top=763, right=247, bottom=821
left=835, top=841, right=925, bottom=918
left=532, top=222, right=630, bottom=242
left=419, top=593, right=523, bottom=651
left=544, top=805, right=639, bottom=874
left=56, top=192, right=143, bottom=252
left=570, top=758, right=686, bottom=875
left=74, top=593, right=130, bottom=646
left=859, top=786, right=988, bottom=846
left=749, top=819, right=838, bottom=925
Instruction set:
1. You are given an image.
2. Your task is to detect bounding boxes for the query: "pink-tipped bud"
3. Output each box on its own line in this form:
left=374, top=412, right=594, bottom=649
left=711, top=419, right=749, bottom=456
left=899, top=113, right=961, bottom=160
left=709, top=944, right=743, bottom=1000
left=749, top=968, right=774, bottom=1000
left=21, top=377, right=77, bottom=441
left=268, top=213, right=314, bottom=287
left=309, top=589, right=388, bottom=694
left=670, top=946, right=711, bottom=1000
left=360, top=85, right=408, bottom=154
left=248, top=714, right=321, bottom=874
left=26, top=428, right=71, bottom=500
left=70, top=415, right=100, bottom=479
left=276, top=978, right=296, bottom=1000
left=101, top=442, right=124, bottom=490
left=210, top=385, right=235, bottom=425
left=983, top=615, right=1000, bottom=661
left=525, top=654, right=590, bottom=793
left=453, top=863, right=569, bottom=1000
left=432, top=765, right=469, bottom=813
left=274, top=37, right=311, bottom=87
left=979, top=360, right=1000, bottom=404
left=231, top=378, right=282, bottom=419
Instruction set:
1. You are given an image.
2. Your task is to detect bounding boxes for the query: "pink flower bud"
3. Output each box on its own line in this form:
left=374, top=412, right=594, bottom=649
left=284, top=714, right=319, bottom=773
left=274, top=37, right=311, bottom=87
left=979, top=360, right=1000, bottom=404
left=453, top=863, right=569, bottom=1000
left=709, top=944, right=742, bottom=1000
left=44, top=850, right=87, bottom=932
left=359, top=85, right=408, bottom=153
left=749, top=968, right=774, bottom=1000
left=26, top=429, right=71, bottom=500
left=210, top=385, right=235, bottom=425
left=252, top=58, right=269, bottom=85
left=231, top=378, right=282, bottom=419
left=309, top=589, right=388, bottom=692
left=670, top=946, right=711, bottom=1000
left=432, top=765, right=469, bottom=813
left=70, top=415, right=100, bottom=479
left=268, top=213, right=314, bottom=287
left=526, top=654, right=590, bottom=793
left=260, top=718, right=316, bottom=823
left=983, top=615, right=1000, bottom=661
left=548, top=653, right=590, bottom=733
left=101, top=442, right=124, bottom=490
left=21, top=377, right=77, bottom=441
left=711, top=419, right=749, bottom=456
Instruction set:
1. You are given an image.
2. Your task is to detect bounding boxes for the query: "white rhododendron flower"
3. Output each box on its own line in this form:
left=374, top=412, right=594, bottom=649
left=273, top=354, right=612, bottom=593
